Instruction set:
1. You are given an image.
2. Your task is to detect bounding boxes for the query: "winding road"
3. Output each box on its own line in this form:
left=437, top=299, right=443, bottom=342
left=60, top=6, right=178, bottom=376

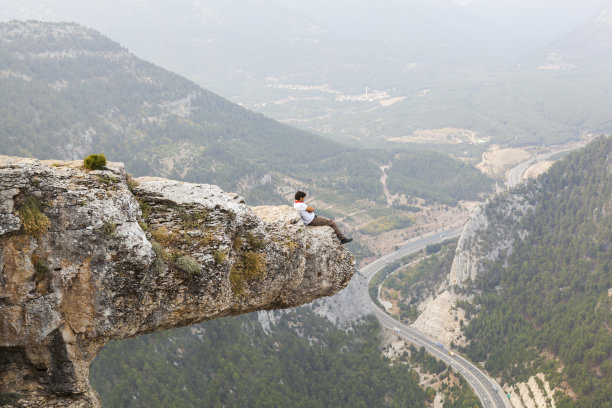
left=360, top=229, right=512, bottom=408
left=506, top=142, right=587, bottom=188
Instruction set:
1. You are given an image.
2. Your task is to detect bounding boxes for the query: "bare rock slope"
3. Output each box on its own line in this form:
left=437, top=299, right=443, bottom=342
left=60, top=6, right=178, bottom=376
left=0, top=156, right=355, bottom=407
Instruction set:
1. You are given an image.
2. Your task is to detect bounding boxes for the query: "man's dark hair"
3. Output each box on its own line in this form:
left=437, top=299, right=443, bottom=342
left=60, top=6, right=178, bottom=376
left=295, top=191, right=307, bottom=201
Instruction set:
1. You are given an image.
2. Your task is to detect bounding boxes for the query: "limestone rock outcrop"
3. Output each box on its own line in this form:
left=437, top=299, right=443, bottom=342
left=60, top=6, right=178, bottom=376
left=448, top=191, right=534, bottom=286
left=0, top=156, right=355, bottom=407
left=412, top=189, right=534, bottom=346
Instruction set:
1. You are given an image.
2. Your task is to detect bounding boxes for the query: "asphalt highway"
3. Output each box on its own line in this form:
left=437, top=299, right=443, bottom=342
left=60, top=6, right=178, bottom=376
left=506, top=143, right=586, bottom=188
left=360, top=228, right=512, bottom=408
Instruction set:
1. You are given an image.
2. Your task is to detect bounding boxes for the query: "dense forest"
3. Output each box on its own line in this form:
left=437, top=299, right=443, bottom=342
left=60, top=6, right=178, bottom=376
left=459, top=137, right=612, bottom=407
left=386, top=152, right=492, bottom=205
left=90, top=311, right=427, bottom=408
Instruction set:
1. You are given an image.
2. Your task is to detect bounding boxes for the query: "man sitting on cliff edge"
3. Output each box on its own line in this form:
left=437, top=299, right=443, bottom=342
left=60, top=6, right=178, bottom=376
left=293, top=191, right=353, bottom=244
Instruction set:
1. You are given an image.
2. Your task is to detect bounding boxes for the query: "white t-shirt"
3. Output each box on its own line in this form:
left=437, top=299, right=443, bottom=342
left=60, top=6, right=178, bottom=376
left=294, top=201, right=315, bottom=225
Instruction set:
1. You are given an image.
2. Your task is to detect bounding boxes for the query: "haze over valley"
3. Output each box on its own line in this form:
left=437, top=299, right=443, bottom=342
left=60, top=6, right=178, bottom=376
left=3, top=0, right=612, bottom=151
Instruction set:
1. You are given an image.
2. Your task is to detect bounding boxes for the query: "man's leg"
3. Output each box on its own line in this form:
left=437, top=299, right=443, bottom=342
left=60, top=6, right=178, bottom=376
left=308, top=216, right=346, bottom=240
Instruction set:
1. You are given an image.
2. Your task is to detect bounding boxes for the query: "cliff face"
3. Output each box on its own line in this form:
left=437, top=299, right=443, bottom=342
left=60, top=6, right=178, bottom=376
left=0, top=156, right=355, bottom=407
left=412, top=189, right=534, bottom=346
left=447, top=191, right=534, bottom=286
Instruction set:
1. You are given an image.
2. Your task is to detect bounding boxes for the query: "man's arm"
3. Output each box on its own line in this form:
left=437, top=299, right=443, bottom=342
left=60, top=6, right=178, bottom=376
left=306, top=206, right=314, bottom=213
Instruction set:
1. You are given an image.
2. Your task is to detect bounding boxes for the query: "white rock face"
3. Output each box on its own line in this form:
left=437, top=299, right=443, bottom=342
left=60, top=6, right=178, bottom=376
left=308, top=268, right=371, bottom=327
left=0, top=156, right=355, bottom=407
left=449, top=192, right=532, bottom=285
left=413, top=189, right=534, bottom=345
left=412, top=290, right=468, bottom=347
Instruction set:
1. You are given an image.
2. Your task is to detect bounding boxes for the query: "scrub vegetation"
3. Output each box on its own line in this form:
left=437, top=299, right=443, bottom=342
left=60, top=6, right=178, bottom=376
left=229, top=251, right=267, bottom=295
left=90, top=312, right=428, bottom=407
left=16, top=196, right=51, bottom=237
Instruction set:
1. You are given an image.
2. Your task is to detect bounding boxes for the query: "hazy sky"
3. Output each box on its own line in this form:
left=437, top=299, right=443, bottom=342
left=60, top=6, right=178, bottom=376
left=465, top=0, right=611, bottom=44
left=2, top=0, right=610, bottom=28
left=1, top=0, right=610, bottom=54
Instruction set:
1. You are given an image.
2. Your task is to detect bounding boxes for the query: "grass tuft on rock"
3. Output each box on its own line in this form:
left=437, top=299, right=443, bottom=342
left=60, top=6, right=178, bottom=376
left=139, top=200, right=152, bottom=219
left=102, top=222, right=117, bottom=236
left=179, top=209, right=208, bottom=230
left=17, top=197, right=50, bottom=237
left=151, top=241, right=167, bottom=273
left=213, top=250, right=226, bottom=264
left=96, top=174, right=117, bottom=185
left=246, top=233, right=266, bottom=250
left=126, top=173, right=138, bottom=193
left=150, top=226, right=179, bottom=246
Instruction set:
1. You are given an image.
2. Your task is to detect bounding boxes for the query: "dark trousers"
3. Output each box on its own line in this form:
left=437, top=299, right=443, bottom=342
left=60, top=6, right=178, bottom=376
left=308, top=215, right=346, bottom=240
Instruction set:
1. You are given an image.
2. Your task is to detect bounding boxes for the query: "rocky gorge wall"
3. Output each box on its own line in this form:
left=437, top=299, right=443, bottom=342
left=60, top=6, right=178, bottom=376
left=0, top=156, right=355, bottom=407
left=412, top=188, right=535, bottom=346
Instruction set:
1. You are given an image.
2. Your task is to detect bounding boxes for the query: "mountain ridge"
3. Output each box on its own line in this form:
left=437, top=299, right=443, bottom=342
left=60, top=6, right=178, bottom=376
left=545, top=4, right=612, bottom=65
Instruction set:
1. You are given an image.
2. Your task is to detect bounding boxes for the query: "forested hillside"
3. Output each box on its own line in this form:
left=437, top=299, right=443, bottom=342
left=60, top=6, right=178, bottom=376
left=386, top=151, right=492, bottom=205
left=0, top=21, right=345, bottom=193
left=459, top=137, right=612, bottom=407
left=0, top=21, right=493, bottom=210
left=90, top=312, right=427, bottom=408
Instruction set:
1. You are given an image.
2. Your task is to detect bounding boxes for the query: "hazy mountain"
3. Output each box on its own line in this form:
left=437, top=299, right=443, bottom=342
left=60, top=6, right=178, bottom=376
left=0, top=0, right=511, bottom=94
left=4, top=1, right=612, bottom=150
left=276, top=0, right=512, bottom=54
left=467, top=0, right=612, bottom=48
left=544, top=4, right=612, bottom=65
left=0, top=20, right=347, bottom=193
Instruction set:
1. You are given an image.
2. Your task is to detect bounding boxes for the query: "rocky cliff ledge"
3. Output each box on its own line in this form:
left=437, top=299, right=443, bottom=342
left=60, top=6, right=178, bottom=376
left=0, top=156, right=355, bottom=407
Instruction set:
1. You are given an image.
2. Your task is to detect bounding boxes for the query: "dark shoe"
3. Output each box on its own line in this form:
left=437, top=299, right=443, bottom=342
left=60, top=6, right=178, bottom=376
left=340, top=238, right=353, bottom=244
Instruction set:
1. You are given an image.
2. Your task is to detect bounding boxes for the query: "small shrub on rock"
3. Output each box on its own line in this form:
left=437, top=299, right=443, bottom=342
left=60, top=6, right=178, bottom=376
left=32, top=257, right=51, bottom=282
left=83, top=154, right=107, bottom=170
left=174, top=255, right=201, bottom=275
left=213, top=250, right=226, bottom=264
